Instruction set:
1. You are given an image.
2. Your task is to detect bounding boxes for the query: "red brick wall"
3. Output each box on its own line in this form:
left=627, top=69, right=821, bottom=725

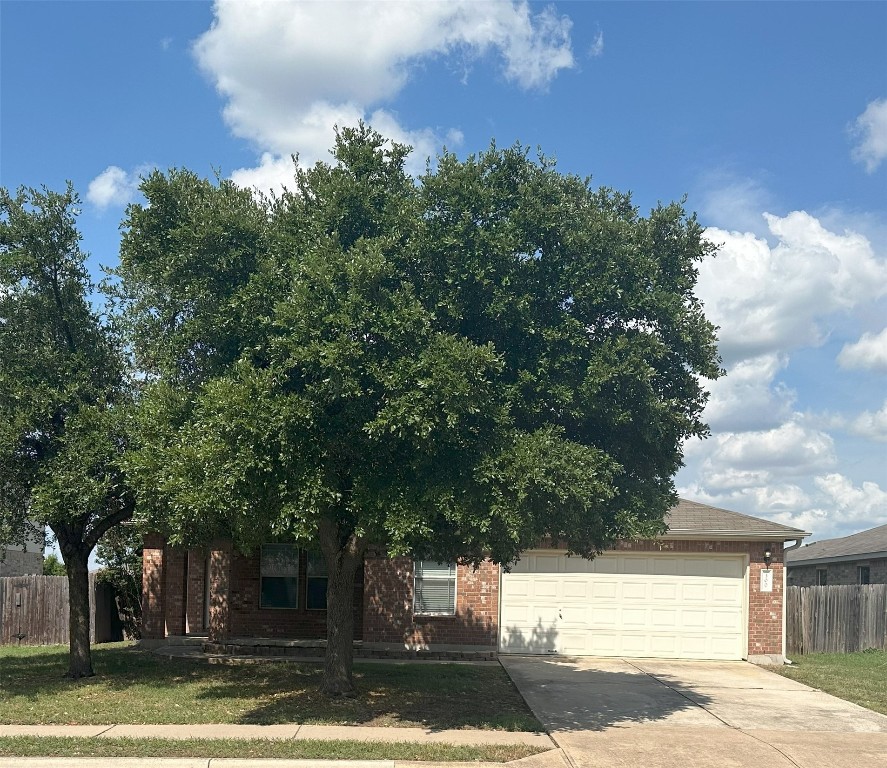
left=164, top=547, right=187, bottom=636
left=363, top=556, right=499, bottom=649
left=208, top=540, right=233, bottom=642
left=141, top=535, right=166, bottom=640
left=186, top=549, right=206, bottom=635
left=227, top=550, right=364, bottom=640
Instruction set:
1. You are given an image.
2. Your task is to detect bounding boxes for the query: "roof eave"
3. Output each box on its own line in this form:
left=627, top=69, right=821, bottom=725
left=663, top=530, right=811, bottom=542
left=786, top=550, right=887, bottom=567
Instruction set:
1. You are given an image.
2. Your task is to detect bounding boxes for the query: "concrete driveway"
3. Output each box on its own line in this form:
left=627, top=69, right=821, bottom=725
left=500, top=655, right=887, bottom=768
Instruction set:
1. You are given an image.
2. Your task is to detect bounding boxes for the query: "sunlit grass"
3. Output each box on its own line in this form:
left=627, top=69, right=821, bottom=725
left=0, top=736, right=546, bottom=761
left=773, top=649, right=887, bottom=715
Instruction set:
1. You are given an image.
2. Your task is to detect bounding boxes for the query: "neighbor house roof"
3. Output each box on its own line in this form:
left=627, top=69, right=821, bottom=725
left=785, top=523, right=887, bottom=566
left=664, top=499, right=810, bottom=541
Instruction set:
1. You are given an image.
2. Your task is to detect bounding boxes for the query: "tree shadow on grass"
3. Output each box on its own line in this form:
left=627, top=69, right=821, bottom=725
left=196, top=661, right=540, bottom=730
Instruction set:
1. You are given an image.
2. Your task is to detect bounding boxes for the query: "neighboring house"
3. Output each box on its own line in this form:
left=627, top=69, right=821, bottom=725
left=0, top=536, right=43, bottom=577
left=786, top=523, right=887, bottom=586
left=142, top=499, right=809, bottom=664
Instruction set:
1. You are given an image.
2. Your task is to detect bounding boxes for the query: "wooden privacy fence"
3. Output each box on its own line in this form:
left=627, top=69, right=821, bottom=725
left=787, top=584, right=887, bottom=655
left=0, top=574, right=120, bottom=646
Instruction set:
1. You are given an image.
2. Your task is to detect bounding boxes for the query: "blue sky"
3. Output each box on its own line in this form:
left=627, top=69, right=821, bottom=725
left=2, top=1, right=886, bottom=545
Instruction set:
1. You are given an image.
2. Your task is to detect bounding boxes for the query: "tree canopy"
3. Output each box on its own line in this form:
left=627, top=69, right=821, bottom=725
left=116, top=125, right=721, bottom=694
left=0, top=184, right=134, bottom=677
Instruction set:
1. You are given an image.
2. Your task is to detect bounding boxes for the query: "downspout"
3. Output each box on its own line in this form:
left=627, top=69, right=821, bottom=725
left=782, top=539, right=802, bottom=664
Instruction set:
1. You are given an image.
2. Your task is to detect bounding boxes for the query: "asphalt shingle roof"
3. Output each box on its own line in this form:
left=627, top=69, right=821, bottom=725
left=785, top=523, right=887, bottom=563
left=666, top=499, right=809, bottom=538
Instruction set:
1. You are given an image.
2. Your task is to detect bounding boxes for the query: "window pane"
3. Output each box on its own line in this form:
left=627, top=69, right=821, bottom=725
left=261, top=544, right=299, bottom=577
left=307, top=578, right=327, bottom=610
left=414, top=561, right=456, bottom=614
left=261, top=576, right=299, bottom=609
left=261, top=544, right=299, bottom=608
left=307, top=550, right=328, bottom=577
left=859, top=567, right=871, bottom=585
left=416, top=561, right=455, bottom=579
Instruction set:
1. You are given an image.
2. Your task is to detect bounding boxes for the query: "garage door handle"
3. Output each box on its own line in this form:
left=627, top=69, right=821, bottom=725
left=558, top=609, right=562, bottom=619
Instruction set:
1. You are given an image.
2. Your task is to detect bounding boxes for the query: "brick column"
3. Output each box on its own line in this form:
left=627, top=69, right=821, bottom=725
left=186, top=548, right=207, bottom=635
left=748, top=541, right=784, bottom=658
left=208, top=539, right=233, bottom=642
left=164, top=546, right=187, bottom=636
left=141, top=534, right=167, bottom=640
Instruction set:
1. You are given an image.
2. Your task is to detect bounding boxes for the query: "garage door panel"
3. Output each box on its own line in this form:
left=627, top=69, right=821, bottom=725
left=533, top=555, right=562, bottom=572
left=563, top=557, right=590, bottom=573
left=590, top=607, right=618, bottom=626
left=591, top=582, right=618, bottom=599
left=681, top=583, right=709, bottom=601
left=712, top=583, right=743, bottom=602
left=621, top=582, right=647, bottom=600
left=563, top=581, right=588, bottom=598
left=560, top=606, right=587, bottom=623
left=651, top=582, right=678, bottom=600
left=712, top=609, right=742, bottom=630
left=651, top=558, right=679, bottom=575
left=651, top=608, right=679, bottom=628
left=592, top=557, right=619, bottom=574
left=622, top=607, right=647, bottom=627
left=500, top=551, right=747, bottom=661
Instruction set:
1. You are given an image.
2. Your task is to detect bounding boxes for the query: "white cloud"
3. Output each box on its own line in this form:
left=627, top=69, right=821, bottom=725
left=849, top=400, right=887, bottom=442
left=707, top=422, right=836, bottom=474
left=681, top=198, right=887, bottom=542
left=697, top=173, right=773, bottom=236
left=701, top=212, right=887, bottom=363
left=838, top=327, right=887, bottom=372
left=86, top=166, right=142, bottom=210
left=589, top=31, right=604, bottom=58
left=850, top=97, right=887, bottom=173
left=703, top=353, right=794, bottom=432
left=194, top=0, right=573, bottom=191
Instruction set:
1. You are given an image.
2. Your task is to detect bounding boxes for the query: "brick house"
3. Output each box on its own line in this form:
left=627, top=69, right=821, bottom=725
left=142, top=499, right=808, bottom=664
left=786, top=523, right=887, bottom=586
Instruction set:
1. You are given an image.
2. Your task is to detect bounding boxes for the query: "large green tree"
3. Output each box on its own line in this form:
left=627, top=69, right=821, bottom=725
left=0, top=184, right=133, bottom=678
left=117, top=126, right=721, bottom=695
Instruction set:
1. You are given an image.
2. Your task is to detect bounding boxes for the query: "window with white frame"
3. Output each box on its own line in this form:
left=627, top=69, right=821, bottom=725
left=260, top=544, right=300, bottom=609
left=816, top=568, right=828, bottom=586
left=858, top=565, right=871, bottom=585
left=306, top=550, right=328, bottom=610
left=413, top=561, right=457, bottom=615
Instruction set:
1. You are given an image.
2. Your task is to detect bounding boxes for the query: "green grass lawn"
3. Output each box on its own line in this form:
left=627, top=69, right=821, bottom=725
left=0, top=643, right=541, bottom=731
left=0, top=737, right=544, bottom=762
left=773, top=649, right=887, bottom=715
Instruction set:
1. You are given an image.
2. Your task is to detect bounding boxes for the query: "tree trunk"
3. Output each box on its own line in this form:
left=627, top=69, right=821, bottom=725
left=318, top=519, right=365, bottom=697
left=64, top=550, right=94, bottom=678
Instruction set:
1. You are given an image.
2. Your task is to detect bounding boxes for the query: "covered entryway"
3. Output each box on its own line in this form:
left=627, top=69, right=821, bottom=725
left=499, top=551, right=747, bottom=660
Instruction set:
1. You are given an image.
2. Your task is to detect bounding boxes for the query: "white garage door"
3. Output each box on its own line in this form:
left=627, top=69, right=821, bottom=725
left=499, top=551, right=747, bottom=660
